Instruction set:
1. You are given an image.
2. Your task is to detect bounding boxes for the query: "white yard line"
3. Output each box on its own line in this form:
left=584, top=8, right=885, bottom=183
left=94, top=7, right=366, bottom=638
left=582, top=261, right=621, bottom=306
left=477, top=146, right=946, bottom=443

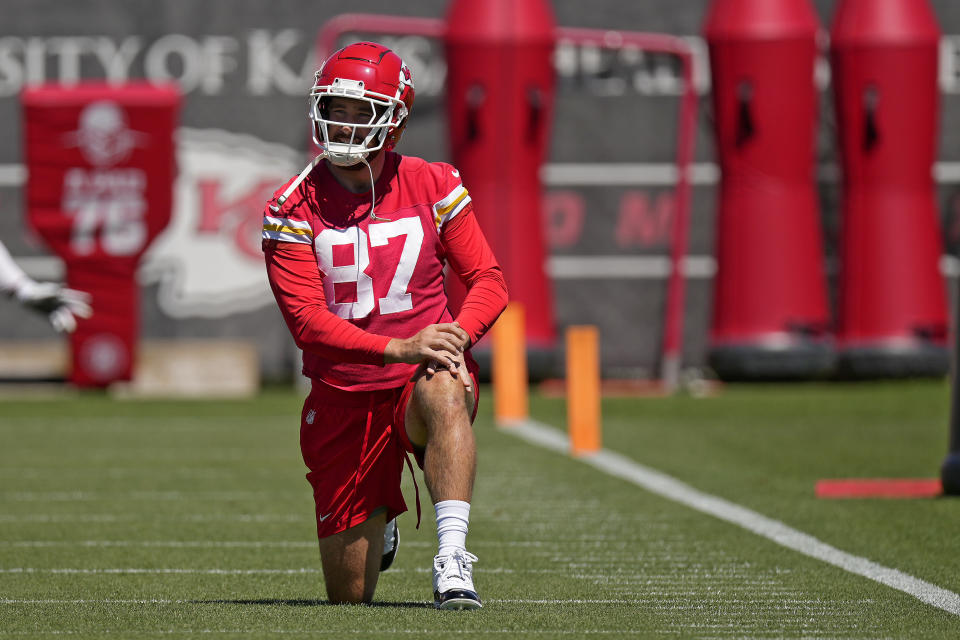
left=0, top=630, right=647, bottom=636
left=2, top=491, right=278, bottom=502
left=1, top=541, right=317, bottom=548
left=0, top=598, right=643, bottom=605
left=0, top=540, right=549, bottom=548
left=0, top=568, right=322, bottom=575
left=502, top=418, right=960, bottom=618
left=0, top=514, right=305, bottom=523
left=0, top=567, right=596, bottom=576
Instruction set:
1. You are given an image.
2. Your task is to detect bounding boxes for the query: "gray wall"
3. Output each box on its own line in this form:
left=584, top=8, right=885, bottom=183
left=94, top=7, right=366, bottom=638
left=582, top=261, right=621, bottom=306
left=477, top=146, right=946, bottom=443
left=1, top=1, right=958, bottom=381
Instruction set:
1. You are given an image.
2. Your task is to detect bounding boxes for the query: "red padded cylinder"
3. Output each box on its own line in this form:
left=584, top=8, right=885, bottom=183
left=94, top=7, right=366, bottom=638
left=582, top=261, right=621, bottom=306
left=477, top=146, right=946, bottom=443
left=22, top=83, right=179, bottom=387
left=830, top=0, right=948, bottom=377
left=443, top=0, right=556, bottom=351
left=705, top=0, right=834, bottom=379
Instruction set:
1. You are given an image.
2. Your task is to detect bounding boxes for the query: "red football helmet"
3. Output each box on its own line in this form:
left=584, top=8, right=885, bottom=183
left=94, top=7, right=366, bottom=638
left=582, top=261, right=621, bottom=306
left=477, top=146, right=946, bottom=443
left=310, top=41, right=415, bottom=166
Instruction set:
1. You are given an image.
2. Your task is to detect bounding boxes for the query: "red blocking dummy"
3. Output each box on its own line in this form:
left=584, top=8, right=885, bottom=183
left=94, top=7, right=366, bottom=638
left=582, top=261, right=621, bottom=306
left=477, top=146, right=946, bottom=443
left=443, top=0, right=557, bottom=361
left=830, top=0, right=949, bottom=378
left=22, top=83, right=179, bottom=387
left=704, top=0, right=834, bottom=380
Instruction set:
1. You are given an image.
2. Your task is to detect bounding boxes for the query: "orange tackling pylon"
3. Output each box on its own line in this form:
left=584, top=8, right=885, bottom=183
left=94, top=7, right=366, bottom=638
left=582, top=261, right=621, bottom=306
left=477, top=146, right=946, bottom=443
left=492, top=302, right=528, bottom=424
left=566, top=325, right=601, bottom=456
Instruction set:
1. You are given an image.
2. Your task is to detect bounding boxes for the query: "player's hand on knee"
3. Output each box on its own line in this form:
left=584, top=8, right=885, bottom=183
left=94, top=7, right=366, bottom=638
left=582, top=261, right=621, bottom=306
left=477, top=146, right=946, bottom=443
left=450, top=349, right=473, bottom=393
left=386, top=322, right=469, bottom=369
left=424, top=349, right=472, bottom=393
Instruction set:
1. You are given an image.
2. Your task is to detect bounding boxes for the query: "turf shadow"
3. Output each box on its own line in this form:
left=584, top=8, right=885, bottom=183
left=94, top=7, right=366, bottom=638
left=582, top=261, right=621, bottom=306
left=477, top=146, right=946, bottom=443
left=193, top=599, right=432, bottom=609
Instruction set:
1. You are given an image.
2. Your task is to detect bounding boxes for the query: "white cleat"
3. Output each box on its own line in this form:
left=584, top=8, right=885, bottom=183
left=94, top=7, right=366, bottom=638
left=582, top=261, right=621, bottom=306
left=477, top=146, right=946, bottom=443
left=432, top=549, right=482, bottom=610
left=381, top=518, right=399, bottom=572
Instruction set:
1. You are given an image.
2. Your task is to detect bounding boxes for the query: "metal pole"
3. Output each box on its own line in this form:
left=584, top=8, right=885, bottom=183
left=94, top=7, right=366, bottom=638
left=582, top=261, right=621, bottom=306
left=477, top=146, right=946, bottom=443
left=941, top=275, right=960, bottom=494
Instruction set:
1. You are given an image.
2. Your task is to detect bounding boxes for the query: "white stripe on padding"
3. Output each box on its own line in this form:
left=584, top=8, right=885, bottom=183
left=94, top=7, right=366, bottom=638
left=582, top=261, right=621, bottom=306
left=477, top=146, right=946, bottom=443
left=503, top=418, right=960, bottom=618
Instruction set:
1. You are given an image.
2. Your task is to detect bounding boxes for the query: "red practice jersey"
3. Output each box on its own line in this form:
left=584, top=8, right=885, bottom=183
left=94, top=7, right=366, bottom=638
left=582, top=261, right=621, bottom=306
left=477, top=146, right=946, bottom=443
left=262, top=152, right=508, bottom=391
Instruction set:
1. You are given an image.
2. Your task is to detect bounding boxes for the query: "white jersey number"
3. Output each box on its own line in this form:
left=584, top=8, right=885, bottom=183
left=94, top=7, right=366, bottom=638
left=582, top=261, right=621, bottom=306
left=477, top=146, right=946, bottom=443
left=61, top=168, right=148, bottom=257
left=69, top=198, right=147, bottom=257
left=315, top=218, right=424, bottom=320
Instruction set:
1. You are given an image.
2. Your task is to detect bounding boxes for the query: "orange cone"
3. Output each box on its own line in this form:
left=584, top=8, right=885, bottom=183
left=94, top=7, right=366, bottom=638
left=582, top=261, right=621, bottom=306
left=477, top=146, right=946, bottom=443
left=492, top=303, right=528, bottom=424
left=567, top=325, right=601, bottom=455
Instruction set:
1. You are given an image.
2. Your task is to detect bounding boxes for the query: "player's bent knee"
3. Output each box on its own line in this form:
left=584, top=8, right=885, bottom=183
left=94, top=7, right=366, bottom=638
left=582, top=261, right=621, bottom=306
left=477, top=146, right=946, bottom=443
left=317, top=515, right=384, bottom=605
left=407, top=369, right=476, bottom=448
left=414, top=371, right=469, bottom=411
left=322, top=563, right=378, bottom=605
left=326, top=587, right=373, bottom=605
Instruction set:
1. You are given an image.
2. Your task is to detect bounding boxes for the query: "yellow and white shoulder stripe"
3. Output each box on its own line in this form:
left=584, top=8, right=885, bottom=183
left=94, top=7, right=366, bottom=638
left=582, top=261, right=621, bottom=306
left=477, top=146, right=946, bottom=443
left=433, top=184, right=471, bottom=230
left=262, top=215, right=313, bottom=244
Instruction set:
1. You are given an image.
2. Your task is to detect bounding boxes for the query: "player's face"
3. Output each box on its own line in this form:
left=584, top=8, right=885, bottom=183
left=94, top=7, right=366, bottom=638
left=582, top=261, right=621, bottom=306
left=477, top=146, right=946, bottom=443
left=325, top=97, right=376, bottom=146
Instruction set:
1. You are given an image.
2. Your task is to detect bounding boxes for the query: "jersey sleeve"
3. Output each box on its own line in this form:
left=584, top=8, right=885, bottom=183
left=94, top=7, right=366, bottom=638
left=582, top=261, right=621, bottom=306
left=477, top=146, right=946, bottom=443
left=262, top=212, right=314, bottom=245
left=263, top=240, right=391, bottom=365
left=261, top=181, right=315, bottom=246
left=430, top=165, right=472, bottom=232
left=429, top=164, right=508, bottom=345
left=441, top=203, right=509, bottom=346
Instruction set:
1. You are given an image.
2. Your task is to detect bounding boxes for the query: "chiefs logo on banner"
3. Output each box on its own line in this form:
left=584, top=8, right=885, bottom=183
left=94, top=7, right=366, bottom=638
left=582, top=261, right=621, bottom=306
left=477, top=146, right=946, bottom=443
left=22, top=83, right=180, bottom=387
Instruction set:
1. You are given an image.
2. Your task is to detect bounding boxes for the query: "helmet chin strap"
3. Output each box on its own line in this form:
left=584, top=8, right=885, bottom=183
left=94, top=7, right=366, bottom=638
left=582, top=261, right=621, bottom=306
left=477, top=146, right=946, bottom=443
left=360, top=154, right=390, bottom=222
left=270, top=147, right=389, bottom=223
left=270, top=151, right=327, bottom=211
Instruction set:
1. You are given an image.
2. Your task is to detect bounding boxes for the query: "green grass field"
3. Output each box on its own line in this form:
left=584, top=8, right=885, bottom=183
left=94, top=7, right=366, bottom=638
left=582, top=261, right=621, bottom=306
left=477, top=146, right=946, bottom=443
left=1, top=380, right=959, bottom=638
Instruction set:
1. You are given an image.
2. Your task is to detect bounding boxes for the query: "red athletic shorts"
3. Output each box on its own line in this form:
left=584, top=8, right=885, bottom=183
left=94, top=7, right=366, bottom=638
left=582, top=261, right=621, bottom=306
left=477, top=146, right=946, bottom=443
left=300, top=363, right=479, bottom=540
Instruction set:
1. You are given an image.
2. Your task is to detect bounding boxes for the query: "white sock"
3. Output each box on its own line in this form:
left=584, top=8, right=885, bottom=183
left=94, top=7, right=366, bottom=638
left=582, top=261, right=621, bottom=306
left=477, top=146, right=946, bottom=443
left=435, top=499, right=470, bottom=556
